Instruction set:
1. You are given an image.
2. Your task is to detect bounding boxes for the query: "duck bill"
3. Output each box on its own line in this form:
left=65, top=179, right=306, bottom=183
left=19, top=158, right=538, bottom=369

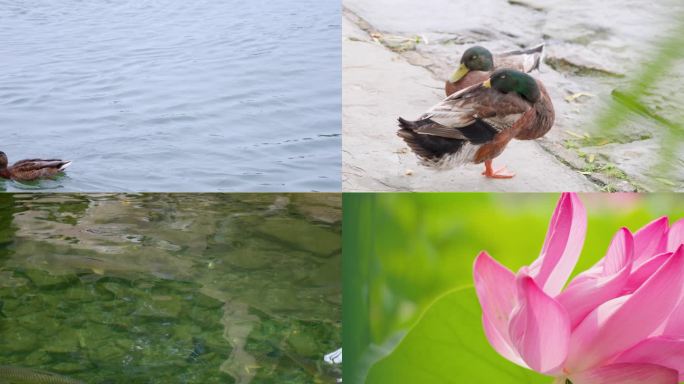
left=449, top=64, right=469, bottom=83
left=482, top=79, right=492, bottom=88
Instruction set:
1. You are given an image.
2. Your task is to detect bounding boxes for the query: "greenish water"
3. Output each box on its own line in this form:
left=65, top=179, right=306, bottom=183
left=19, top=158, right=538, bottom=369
left=0, top=194, right=341, bottom=383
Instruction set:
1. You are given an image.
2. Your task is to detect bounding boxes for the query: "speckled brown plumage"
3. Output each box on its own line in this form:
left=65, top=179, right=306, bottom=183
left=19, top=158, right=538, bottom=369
left=0, top=151, right=72, bottom=181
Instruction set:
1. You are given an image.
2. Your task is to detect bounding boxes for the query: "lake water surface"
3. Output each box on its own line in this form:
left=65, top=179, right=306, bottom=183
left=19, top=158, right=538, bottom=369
left=0, top=193, right=341, bottom=383
left=0, top=0, right=340, bottom=192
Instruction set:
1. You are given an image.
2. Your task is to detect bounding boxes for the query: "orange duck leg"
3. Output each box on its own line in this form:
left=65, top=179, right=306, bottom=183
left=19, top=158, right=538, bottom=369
left=481, top=160, right=515, bottom=179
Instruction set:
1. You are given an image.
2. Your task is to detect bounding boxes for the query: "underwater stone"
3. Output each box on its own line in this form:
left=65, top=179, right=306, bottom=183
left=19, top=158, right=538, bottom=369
left=51, top=362, right=88, bottom=374
left=115, top=338, right=135, bottom=350
left=151, top=279, right=201, bottom=294
left=227, top=249, right=274, bottom=270
left=287, top=331, right=319, bottom=357
left=190, top=292, right=224, bottom=310
left=23, top=269, right=79, bottom=289
left=97, top=281, right=131, bottom=299
left=20, top=316, right=62, bottom=334
left=171, top=324, right=203, bottom=340
left=43, top=330, right=80, bottom=353
left=0, top=326, right=39, bottom=353
left=259, top=288, right=303, bottom=312
left=257, top=218, right=341, bottom=256
left=23, top=350, right=52, bottom=365
left=132, top=296, right=182, bottom=319
left=0, top=271, right=29, bottom=288
left=88, top=343, right=127, bottom=363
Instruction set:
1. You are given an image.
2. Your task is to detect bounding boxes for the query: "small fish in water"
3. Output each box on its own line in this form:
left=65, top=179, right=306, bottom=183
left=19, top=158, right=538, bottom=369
left=0, top=365, right=84, bottom=384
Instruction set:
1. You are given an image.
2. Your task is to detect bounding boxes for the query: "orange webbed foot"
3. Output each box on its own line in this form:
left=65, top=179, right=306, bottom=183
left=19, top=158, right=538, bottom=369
left=482, top=160, right=516, bottom=179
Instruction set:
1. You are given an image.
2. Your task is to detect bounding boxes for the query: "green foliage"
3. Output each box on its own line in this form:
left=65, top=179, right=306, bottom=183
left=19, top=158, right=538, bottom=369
left=367, top=287, right=548, bottom=384
left=595, top=12, right=684, bottom=180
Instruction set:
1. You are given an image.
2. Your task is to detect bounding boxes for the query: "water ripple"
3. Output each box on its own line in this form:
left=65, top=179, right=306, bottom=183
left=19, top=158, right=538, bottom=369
left=0, top=0, right=341, bottom=191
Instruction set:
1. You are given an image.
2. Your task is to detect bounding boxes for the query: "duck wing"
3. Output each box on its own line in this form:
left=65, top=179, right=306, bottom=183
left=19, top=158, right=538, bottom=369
left=514, top=80, right=555, bottom=140
left=411, top=83, right=531, bottom=138
left=397, top=84, right=532, bottom=166
left=10, top=159, right=71, bottom=180
left=13, top=159, right=64, bottom=166
left=12, top=159, right=70, bottom=170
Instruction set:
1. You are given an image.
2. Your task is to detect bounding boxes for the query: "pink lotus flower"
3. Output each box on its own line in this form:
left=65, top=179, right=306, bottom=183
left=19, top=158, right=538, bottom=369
left=473, top=193, right=684, bottom=384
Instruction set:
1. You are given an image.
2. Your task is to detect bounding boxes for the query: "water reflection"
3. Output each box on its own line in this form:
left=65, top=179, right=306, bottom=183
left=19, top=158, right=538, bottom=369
left=0, top=193, right=341, bottom=383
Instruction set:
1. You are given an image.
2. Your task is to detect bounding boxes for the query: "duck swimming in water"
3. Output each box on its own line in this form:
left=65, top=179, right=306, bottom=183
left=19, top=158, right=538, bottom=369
left=398, top=69, right=555, bottom=179
left=0, top=151, right=72, bottom=181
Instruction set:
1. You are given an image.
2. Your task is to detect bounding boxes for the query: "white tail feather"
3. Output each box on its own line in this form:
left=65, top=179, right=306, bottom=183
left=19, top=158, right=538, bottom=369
left=59, top=161, right=72, bottom=171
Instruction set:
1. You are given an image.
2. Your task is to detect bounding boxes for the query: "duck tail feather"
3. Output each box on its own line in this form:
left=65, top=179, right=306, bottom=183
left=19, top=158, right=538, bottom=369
left=398, top=117, right=417, bottom=130
left=502, top=42, right=544, bottom=56
left=532, top=42, right=545, bottom=71
left=527, top=42, right=545, bottom=54
left=397, top=128, right=466, bottom=161
left=503, top=42, right=545, bottom=71
left=59, top=161, right=72, bottom=171
left=398, top=116, right=437, bottom=131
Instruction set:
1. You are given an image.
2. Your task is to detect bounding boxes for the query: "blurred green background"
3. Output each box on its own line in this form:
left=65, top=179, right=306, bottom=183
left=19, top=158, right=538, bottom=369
left=343, top=193, right=684, bottom=383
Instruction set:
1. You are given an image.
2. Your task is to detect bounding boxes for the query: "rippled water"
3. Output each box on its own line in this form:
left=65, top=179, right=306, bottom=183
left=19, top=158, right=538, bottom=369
left=0, top=0, right=340, bottom=192
left=0, top=193, right=341, bottom=383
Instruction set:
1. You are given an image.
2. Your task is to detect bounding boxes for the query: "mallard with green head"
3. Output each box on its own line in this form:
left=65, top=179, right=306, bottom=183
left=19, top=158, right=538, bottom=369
left=398, top=69, right=555, bottom=178
left=0, top=151, right=72, bottom=181
left=445, top=44, right=544, bottom=97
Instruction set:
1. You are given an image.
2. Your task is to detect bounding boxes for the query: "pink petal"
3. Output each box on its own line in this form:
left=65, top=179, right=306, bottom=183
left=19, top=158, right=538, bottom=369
left=668, top=218, right=684, bottom=253
left=614, top=337, right=684, bottom=381
left=623, top=252, right=671, bottom=293
left=663, top=245, right=684, bottom=336
left=473, top=251, right=519, bottom=362
left=564, top=245, right=684, bottom=373
left=567, top=363, right=678, bottom=384
left=634, top=217, right=669, bottom=266
left=482, top=315, right=526, bottom=367
left=557, top=228, right=634, bottom=328
left=663, top=300, right=684, bottom=338
left=602, top=228, right=634, bottom=274
left=508, top=274, right=570, bottom=374
left=528, top=193, right=587, bottom=296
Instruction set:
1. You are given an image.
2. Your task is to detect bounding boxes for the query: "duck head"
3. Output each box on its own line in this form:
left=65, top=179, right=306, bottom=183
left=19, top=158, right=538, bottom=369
left=0, top=152, right=7, bottom=169
left=483, top=69, right=541, bottom=103
left=449, top=46, right=494, bottom=83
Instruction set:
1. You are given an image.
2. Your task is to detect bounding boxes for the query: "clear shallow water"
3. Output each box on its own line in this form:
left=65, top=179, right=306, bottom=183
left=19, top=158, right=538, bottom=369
left=0, top=1, right=341, bottom=192
left=0, top=193, right=341, bottom=383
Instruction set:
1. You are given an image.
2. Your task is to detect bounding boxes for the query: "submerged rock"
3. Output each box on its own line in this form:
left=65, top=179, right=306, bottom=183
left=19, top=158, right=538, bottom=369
left=257, top=218, right=341, bottom=256
left=0, top=325, right=39, bottom=353
left=132, top=296, right=182, bottom=319
left=22, top=269, right=79, bottom=289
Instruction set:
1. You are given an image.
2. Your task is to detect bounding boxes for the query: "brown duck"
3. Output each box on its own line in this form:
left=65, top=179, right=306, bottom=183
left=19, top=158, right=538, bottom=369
left=445, top=44, right=544, bottom=97
left=0, top=151, right=72, bottom=181
left=398, top=69, right=554, bottom=178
